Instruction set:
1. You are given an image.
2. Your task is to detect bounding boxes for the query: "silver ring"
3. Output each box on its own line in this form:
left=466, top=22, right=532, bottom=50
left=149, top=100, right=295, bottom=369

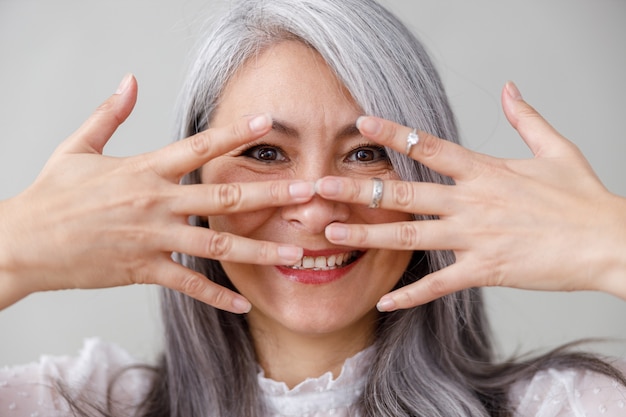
left=405, top=128, right=419, bottom=155
left=369, top=177, right=384, bottom=209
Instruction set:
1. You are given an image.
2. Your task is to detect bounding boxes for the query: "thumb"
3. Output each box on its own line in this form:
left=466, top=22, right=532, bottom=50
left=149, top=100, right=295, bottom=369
left=60, top=74, right=138, bottom=155
left=501, top=81, right=573, bottom=158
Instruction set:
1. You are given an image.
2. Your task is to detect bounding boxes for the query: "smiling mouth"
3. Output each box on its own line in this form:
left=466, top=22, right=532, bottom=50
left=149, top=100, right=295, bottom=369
left=286, top=251, right=364, bottom=270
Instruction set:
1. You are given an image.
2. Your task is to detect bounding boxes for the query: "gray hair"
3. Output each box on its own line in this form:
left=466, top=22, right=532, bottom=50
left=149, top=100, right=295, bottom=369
left=133, top=1, right=623, bottom=416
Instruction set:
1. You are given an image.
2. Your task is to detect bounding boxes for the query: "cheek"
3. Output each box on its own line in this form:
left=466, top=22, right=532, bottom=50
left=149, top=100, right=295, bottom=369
left=357, top=206, right=413, bottom=225
left=201, top=159, right=261, bottom=184
left=208, top=210, right=275, bottom=237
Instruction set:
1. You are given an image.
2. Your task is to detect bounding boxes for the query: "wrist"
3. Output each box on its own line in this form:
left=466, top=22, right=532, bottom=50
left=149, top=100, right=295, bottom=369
left=593, top=194, right=626, bottom=300
left=0, top=198, right=34, bottom=309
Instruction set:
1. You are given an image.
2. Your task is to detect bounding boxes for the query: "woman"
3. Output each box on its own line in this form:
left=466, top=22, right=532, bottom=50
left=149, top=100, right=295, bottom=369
left=0, top=0, right=625, bottom=416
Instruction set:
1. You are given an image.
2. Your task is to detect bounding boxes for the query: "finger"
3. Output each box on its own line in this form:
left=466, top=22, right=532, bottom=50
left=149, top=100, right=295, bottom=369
left=501, top=81, right=577, bottom=158
left=376, top=263, right=474, bottom=311
left=147, top=113, right=273, bottom=181
left=324, top=220, right=462, bottom=251
left=315, top=176, right=455, bottom=216
left=148, top=259, right=251, bottom=314
left=61, top=74, right=138, bottom=154
left=356, top=116, right=487, bottom=181
left=171, top=180, right=315, bottom=215
left=168, top=226, right=303, bottom=266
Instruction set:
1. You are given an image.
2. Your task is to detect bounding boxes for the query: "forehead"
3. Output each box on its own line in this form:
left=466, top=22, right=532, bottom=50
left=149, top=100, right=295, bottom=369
left=211, top=40, right=361, bottom=126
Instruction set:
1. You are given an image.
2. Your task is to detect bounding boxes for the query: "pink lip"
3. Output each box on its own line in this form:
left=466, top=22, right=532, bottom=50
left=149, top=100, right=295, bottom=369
left=275, top=249, right=364, bottom=285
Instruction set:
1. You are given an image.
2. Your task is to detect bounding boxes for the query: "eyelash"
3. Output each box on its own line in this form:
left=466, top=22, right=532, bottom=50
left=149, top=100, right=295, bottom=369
left=238, top=142, right=389, bottom=164
left=346, top=143, right=389, bottom=164
left=239, top=142, right=288, bottom=163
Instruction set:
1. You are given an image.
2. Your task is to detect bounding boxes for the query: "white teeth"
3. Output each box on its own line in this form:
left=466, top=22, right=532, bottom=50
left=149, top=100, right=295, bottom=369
left=287, top=251, right=359, bottom=270
left=302, top=256, right=315, bottom=268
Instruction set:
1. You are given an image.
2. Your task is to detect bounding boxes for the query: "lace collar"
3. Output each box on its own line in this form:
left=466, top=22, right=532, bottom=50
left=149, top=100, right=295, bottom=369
left=258, top=346, right=375, bottom=416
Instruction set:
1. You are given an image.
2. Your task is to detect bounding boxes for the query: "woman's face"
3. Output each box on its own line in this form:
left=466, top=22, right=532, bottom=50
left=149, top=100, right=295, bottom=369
left=202, top=41, right=412, bottom=341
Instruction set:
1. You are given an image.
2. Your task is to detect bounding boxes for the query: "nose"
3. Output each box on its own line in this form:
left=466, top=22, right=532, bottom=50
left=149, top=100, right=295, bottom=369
left=281, top=194, right=350, bottom=234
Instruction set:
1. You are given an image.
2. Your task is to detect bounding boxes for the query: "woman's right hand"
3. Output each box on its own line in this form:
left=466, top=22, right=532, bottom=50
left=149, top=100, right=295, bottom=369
left=0, top=74, right=314, bottom=314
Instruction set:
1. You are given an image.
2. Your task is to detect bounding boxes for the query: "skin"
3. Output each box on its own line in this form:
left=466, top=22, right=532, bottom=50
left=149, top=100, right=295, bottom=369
left=0, top=74, right=317, bottom=314
left=1, top=38, right=624, bottom=386
left=317, top=82, right=626, bottom=310
left=202, top=41, right=412, bottom=387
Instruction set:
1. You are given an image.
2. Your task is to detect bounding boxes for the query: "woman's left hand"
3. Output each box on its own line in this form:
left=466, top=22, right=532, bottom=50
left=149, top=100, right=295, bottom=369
left=315, top=82, right=626, bottom=311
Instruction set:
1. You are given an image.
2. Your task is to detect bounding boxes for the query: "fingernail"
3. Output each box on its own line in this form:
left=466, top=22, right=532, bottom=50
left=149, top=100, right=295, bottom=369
left=232, top=297, right=252, bottom=314
left=115, top=73, right=133, bottom=95
left=289, top=181, right=315, bottom=199
left=356, top=116, right=382, bottom=136
left=505, top=81, right=523, bottom=100
left=249, top=113, right=272, bottom=133
left=315, top=177, right=342, bottom=197
left=325, top=223, right=349, bottom=241
left=376, top=297, right=397, bottom=312
left=278, top=246, right=303, bottom=263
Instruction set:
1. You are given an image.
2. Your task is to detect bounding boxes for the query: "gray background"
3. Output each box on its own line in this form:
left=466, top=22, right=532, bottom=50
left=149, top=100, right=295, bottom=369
left=1, top=0, right=624, bottom=365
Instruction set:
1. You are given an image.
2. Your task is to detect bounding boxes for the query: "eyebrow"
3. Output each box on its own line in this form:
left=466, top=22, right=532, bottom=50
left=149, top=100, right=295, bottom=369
left=271, top=118, right=361, bottom=140
left=271, top=119, right=299, bottom=137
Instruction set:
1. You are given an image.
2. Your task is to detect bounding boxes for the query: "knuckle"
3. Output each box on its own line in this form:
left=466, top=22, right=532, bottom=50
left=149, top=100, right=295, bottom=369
left=398, top=223, right=420, bottom=247
left=269, top=181, right=283, bottom=201
left=337, top=177, right=362, bottom=201
left=481, top=260, right=505, bottom=287
left=95, top=99, right=113, bottom=114
left=205, top=232, right=232, bottom=258
left=563, top=139, right=584, bottom=158
left=189, top=132, right=212, bottom=157
left=419, top=134, right=444, bottom=160
left=354, top=226, right=370, bottom=246
left=256, top=241, right=271, bottom=263
left=380, top=123, right=400, bottom=146
left=424, top=275, right=449, bottom=298
left=179, top=273, right=206, bottom=298
left=232, top=119, right=249, bottom=141
left=217, top=183, right=242, bottom=209
left=517, top=103, right=541, bottom=119
left=129, top=153, right=153, bottom=173
left=349, top=178, right=363, bottom=201
left=391, top=181, right=414, bottom=208
left=397, top=290, right=418, bottom=309
left=131, top=266, right=152, bottom=285
left=94, top=99, right=123, bottom=125
left=131, top=192, right=159, bottom=210
left=207, top=287, right=231, bottom=309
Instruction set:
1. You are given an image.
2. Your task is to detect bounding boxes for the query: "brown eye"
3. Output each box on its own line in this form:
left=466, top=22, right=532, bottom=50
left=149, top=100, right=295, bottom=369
left=355, top=149, right=375, bottom=162
left=347, top=146, right=388, bottom=163
left=257, top=147, right=278, bottom=161
left=242, top=145, right=287, bottom=162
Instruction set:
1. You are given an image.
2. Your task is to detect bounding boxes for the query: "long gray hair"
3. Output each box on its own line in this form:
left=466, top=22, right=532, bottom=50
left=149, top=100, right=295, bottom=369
left=133, top=1, right=623, bottom=416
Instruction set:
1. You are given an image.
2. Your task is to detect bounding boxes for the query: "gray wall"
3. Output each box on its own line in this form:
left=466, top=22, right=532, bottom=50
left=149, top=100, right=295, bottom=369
left=1, top=0, right=624, bottom=365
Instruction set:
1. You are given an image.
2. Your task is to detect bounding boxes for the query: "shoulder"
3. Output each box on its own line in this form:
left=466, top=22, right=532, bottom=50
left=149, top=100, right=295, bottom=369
left=0, top=338, right=153, bottom=416
left=510, top=362, right=626, bottom=417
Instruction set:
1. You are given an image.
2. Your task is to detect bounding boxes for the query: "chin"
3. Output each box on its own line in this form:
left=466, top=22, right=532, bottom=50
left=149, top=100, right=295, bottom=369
left=248, top=294, right=379, bottom=338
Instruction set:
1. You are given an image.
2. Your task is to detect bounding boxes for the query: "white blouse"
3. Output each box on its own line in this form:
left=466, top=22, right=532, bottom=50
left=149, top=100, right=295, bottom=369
left=1, top=339, right=624, bottom=417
